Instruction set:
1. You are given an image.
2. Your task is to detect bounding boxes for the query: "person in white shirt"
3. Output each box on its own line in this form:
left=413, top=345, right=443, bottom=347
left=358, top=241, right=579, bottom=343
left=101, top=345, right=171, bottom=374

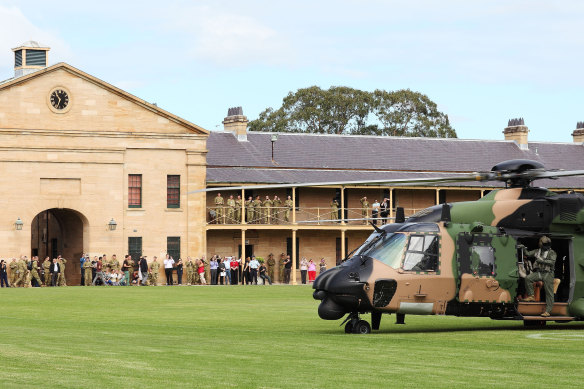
left=300, top=257, right=308, bottom=284
left=249, top=256, right=260, bottom=285
left=372, top=200, right=381, bottom=226
left=163, top=254, right=175, bottom=285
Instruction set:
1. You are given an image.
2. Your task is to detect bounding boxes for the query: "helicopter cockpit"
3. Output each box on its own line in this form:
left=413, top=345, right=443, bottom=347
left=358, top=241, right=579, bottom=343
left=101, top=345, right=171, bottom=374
left=347, top=222, right=440, bottom=272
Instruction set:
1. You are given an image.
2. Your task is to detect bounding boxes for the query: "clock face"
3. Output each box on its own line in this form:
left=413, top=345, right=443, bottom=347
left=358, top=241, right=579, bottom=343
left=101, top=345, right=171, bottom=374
left=50, top=89, right=69, bottom=110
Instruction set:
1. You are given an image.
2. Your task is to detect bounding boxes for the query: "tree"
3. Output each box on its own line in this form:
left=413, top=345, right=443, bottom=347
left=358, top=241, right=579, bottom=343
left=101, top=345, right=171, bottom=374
left=370, top=89, right=456, bottom=138
left=248, top=86, right=456, bottom=138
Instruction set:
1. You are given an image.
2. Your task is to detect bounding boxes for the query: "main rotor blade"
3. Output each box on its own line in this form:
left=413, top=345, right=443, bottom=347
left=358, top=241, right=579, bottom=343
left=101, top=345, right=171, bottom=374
left=188, top=168, right=584, bottom=194
left=187, top=173, right=486, bottom=194
left=517, top=169, right=584, bottom=180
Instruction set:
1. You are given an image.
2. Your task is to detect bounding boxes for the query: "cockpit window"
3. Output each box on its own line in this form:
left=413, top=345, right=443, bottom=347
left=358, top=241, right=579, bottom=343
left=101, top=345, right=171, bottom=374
left=359, top=233, right=407, bottom=269
left=403, top=235, right=439, bottom=272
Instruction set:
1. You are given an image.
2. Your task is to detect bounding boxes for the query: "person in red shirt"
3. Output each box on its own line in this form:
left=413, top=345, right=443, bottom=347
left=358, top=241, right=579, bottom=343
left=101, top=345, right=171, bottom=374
left=230, top=258, right=239, bottom=285
left=197, top=258, right=207, bottom=285
left=92, top=256, right=105, bottom=286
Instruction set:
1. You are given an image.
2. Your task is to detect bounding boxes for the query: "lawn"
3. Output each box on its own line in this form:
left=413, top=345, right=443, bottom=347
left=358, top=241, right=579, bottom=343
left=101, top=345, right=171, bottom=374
left=0, top=285, right=582, bottom=388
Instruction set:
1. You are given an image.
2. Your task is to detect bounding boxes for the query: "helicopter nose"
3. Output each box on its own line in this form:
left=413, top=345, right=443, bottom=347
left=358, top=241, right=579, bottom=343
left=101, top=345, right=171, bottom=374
left=312, top=256, right=374, bottom=320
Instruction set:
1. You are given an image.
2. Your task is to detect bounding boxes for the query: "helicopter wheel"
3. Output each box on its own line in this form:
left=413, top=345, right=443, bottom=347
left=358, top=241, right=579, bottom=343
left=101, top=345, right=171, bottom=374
left=353, top=320, right=371, bottom=334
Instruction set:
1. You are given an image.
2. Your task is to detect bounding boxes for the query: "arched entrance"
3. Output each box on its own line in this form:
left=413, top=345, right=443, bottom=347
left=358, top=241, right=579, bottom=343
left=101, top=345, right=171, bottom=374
left=31, top=208, right=88, bottom=286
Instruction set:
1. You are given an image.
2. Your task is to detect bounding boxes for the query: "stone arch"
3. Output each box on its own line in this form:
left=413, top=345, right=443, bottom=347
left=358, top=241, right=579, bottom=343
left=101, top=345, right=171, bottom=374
left=31, top=208, right=89, bottom=285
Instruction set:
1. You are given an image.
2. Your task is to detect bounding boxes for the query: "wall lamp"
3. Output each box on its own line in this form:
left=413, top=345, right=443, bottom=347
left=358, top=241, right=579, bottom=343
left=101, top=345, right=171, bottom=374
left=14, top=217, right=23, bottom=231
left=108, top=218, right=117, bottom=231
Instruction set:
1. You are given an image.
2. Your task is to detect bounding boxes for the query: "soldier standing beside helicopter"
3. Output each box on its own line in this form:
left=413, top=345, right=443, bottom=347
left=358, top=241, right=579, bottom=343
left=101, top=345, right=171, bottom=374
left=518, top=236, right=557, bottom=317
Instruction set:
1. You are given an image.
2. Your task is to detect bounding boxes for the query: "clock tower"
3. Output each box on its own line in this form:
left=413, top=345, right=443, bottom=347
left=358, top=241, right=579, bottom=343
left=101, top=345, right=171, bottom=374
left=12, top=40, right=50, bottom=78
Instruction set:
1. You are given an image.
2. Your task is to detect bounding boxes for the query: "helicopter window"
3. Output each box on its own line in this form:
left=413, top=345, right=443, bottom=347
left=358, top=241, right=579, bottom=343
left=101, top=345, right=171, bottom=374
left=359, top=233, right=407, bottom=269
left=403, top=235, right=439, bottom=272
left=471, top=245, right=495, bottom=276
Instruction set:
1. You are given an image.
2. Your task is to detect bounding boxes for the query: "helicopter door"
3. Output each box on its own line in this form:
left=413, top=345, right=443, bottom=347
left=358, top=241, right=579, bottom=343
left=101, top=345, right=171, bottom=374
left=457, top=233, right=510, bottom=303
left=397, top=234, right=449, bottom=314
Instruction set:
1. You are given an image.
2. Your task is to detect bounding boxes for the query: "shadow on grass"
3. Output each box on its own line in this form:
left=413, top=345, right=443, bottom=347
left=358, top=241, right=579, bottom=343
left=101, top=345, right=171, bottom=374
left=314, top=322, right=584, bottom=335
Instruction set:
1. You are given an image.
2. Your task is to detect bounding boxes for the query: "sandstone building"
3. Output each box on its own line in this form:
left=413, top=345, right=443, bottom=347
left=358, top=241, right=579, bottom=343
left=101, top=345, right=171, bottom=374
left=2, top=42, right=584, bottom=285
left=0, top=42, right=208, bottom=284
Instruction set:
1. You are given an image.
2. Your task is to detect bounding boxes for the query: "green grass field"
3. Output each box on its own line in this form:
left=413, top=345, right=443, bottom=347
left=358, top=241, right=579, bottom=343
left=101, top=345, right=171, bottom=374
left=0, top=285, right=583, bottom=388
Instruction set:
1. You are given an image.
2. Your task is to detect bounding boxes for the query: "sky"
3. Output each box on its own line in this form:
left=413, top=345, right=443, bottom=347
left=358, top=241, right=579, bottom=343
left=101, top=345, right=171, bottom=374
left=0, top=0, right=583, bottom=142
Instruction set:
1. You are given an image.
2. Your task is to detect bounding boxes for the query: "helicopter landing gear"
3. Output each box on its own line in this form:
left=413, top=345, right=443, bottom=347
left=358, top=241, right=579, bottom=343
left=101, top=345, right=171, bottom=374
left=353, top=320, right=371, bottom=334
left=395, top=313, right=406, bottom=324
left=342, top=312, right=372, bottom=334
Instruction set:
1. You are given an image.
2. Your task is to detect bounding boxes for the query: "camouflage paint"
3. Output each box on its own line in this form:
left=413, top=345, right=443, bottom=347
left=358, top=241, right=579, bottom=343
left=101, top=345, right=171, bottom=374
left=314, top=186, right=584, bottom=327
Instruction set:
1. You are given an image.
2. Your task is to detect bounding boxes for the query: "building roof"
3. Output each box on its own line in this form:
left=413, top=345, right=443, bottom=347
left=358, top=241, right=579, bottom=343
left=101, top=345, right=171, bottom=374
left=0, top=62, right=209, bottom=135
left=206, top=131, right=584, bottom=188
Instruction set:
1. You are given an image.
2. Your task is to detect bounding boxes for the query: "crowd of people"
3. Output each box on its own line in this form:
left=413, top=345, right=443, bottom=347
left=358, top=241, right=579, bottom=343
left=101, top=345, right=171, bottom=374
left=211, top=193, right=393, bottom=225
left=212, top=193, right=294, bottom=224
left=0, top=255, right=69, bottom=287
left=0, top=252, right=330, bottom=287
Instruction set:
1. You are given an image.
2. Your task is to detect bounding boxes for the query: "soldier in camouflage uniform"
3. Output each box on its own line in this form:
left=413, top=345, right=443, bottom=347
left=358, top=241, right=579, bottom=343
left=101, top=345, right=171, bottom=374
left=284, top=196, right=293, bottom=223
left=245, top=196, right=254, bottom=224
left=110, top=254, right=120, bottom=273
left=15, top=257, right=27, bottom=287
left=58, top=257, right=67, bottom=286
left=9, top=258, right=18, bottom=286
left=214, top=193, right=224, bottom=224
left=203, top=256, right=210, bottom=286
left=279, top=253, right=286, bottom=282
left=235, top=195, right=242, bottom=223
left=331, top=199, right=339, bottom=221
left=360, top=197, right=369, bottom=224
left=186, top=257, right=196, bottom=285
left=101, top=254, right=110, bottom=274
left=150, top=256, right=160, bottom=286
left=263, top=196, right=273, bottom=224
left=42, top=257, right=51, bottom=286
left=519, top=236, right=557, bottom=317
left=272, top=196, right=282, bottom=224
left=83, top=256, right=93, bottom=286
left=267, top=253, right=276, bottom=282
left=30, top=256, right=42, bottom=287
left=226, top=195, right=236, bottom=223
left=253, top=196, right=262, bottom=224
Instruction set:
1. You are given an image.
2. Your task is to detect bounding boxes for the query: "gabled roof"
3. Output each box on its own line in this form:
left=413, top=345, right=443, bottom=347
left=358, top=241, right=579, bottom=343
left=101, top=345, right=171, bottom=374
left=207, top=132, right=584, bottom=188
left=0, top=62, right=208, bottom=135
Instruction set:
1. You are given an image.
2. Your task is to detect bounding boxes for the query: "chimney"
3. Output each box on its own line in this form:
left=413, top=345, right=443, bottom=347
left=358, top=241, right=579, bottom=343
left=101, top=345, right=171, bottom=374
left=503, top=118, right=529, bottom=150
left=12, top=41, right=50, bottom=78
left=573, top=122, right=584, bottom=143
left=223, top=106, right=248, bottom=142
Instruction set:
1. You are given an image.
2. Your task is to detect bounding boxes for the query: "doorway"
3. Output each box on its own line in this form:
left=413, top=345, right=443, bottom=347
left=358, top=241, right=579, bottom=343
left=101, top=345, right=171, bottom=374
left=238, top=244, right=254, bottom=259
left=31, top=208, right=88, bottom=285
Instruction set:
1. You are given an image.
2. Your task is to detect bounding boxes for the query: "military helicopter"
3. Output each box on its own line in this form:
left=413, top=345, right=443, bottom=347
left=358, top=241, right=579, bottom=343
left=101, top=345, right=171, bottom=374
left=195, top=159, right=584, bottom=333
left=312, top=159, right=584, bottom=333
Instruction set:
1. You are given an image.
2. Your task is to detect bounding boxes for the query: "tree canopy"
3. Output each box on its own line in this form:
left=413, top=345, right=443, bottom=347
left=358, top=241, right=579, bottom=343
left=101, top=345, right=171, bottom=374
left=248, top=86, right=456, bottom=138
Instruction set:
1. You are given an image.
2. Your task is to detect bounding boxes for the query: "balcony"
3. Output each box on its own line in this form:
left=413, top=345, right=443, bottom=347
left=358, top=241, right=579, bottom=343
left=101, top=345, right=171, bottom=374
left=206, top=206, right=425, bottom=227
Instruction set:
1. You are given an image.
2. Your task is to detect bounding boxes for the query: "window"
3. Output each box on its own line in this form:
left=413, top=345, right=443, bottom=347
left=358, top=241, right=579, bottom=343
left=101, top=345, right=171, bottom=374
left=128, top=237, right=142, bottom=263
left=15, top=50, right=22, bottom=67
left=471, top=245, right=495, bottom=276
left=359, top=233, right=407, bottom=269
left=26, top=50, right=46, bottom=66
left=128, top=174, right=142, bottom=208
left=167, top=175, right=180, bottom=208
left=167, top=237, right=180, bottom=260
left=403, top=234, right=439, bottom=272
